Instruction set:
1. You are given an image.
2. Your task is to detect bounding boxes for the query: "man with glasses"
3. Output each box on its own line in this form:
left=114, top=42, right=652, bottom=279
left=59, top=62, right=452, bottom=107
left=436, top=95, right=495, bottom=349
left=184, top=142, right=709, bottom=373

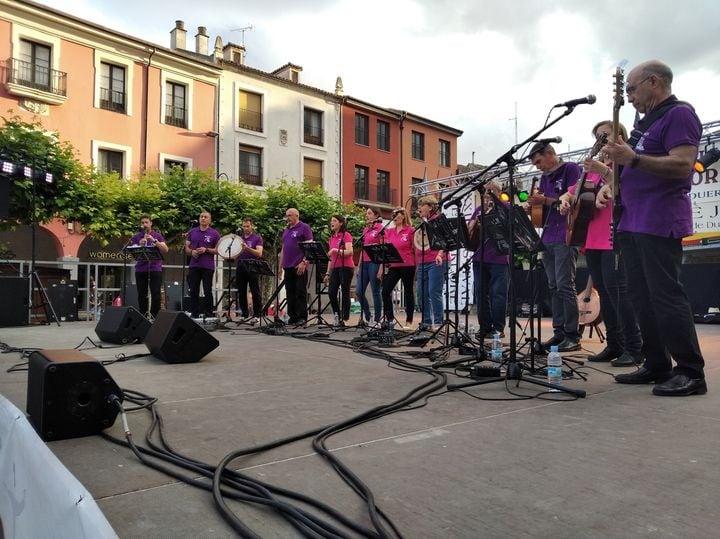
left=280, top=208, right=313, bottom=325
left=597, top=60, right=706, bottom=396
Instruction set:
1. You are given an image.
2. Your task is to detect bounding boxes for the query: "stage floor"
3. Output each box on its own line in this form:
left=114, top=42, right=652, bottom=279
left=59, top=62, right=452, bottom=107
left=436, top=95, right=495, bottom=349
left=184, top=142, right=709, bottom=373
left=1, top=314, right=719, bottom=538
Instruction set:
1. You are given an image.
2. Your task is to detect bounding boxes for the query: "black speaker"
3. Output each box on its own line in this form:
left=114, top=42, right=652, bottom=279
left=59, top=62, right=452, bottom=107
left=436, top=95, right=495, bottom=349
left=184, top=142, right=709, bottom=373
left=26, top=349, right=123, bottom=441
left=47, top=281, right=78, bottom=322
left=0, top=276, right=29, bottom=327
left=95, top=306, right=151, bottom=344
left=144, top=310, right=219, bottom=363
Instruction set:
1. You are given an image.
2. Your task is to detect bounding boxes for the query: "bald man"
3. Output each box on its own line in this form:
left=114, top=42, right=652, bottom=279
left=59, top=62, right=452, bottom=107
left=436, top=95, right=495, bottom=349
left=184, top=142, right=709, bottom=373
left=280, top=208, right=313, bottom=325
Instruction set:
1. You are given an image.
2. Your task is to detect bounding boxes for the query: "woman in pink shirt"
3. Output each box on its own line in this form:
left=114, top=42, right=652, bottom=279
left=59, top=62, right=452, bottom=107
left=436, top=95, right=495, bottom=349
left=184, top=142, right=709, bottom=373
left=324, top=215, right=354, bottom=326
left=378, top=208, right=416, bottom=327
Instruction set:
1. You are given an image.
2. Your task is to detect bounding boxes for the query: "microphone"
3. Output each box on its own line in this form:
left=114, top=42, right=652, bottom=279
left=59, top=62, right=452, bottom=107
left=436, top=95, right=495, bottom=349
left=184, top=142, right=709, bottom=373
left=372, top=217, right=383, bottom=224
left=189, top=219, right=199, bottom=227
left=137, top=226, right=145, bottom=233
left=235, top=227, right=243, bottom=234
left=553, top=95, right=596, bottom=108
left=533, top=136, right=563, bottom=144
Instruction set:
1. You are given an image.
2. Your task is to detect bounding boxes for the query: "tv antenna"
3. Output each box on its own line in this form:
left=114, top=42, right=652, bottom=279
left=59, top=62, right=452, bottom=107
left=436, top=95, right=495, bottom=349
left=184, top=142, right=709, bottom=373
left=230, top=25, right=254, bottom=46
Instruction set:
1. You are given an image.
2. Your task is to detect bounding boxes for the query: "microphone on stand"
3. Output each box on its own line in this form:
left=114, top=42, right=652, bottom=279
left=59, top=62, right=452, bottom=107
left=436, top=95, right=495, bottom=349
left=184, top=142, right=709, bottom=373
left=532, top=136, right=563, bottom=144
left=189, top=219, right=199, bottom=227
left=553, top=95, right=596, bottom=108
left=137, top=226, right=145, bottom=233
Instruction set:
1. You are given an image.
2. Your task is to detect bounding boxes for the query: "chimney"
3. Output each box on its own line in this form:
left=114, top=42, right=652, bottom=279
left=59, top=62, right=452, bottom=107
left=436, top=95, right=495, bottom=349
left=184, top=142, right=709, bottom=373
left=195, top=26, right=209, bottom=56
left=170, top=20, right=186, bottom=50
left=335, top=76, right=344, bottom=96
left=213, top=36, right=223, bottom=61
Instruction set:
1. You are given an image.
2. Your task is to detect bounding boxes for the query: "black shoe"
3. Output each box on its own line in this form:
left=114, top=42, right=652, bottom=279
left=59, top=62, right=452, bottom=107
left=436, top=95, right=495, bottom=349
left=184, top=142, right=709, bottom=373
left=587, top=347, right=622, bottom=363
left=542, top=336, right=563, bottom=349
left=557, top=338, right=581, bottom=352
left=615, top=367, right=672, bottom=385
left=652, top=374, right=707, bottom=396
left=610, top=351, right=643, bottom=367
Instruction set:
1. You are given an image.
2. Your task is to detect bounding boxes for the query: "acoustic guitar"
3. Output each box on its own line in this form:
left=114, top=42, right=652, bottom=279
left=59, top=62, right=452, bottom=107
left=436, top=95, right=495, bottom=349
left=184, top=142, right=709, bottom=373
left=529, top=177, right=543, bottom=228
left=577, top=276, right=602, bottom=327
left=566, top=134, right=608, bottom=247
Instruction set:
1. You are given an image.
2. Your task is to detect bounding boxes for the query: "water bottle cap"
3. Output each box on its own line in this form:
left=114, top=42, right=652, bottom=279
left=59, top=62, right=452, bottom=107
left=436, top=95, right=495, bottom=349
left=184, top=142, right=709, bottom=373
left=550, top=345, right=559, bottom=352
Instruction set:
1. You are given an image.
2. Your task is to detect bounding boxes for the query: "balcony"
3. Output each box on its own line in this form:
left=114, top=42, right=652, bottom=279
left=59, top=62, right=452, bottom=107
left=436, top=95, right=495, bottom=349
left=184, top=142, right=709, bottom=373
left=99, top=87, right=126, bottom=113
left=165, top=104, right=187, bottom=128
left=2, top=57, right=67, bottom=105
left=238, top=108, right=262, bottom=132
left=239, top=166, right=263, bottom=187
left=354, top=181, right=397, bottom=206
left=303, top=128, right=324, bottom=146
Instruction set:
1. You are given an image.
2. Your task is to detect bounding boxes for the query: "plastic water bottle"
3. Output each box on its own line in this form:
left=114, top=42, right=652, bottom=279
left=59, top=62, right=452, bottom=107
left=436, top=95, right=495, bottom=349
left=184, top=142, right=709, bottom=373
left=547, top=345, right=562, bottom=390
left=490, top=332, right=503, bottom=367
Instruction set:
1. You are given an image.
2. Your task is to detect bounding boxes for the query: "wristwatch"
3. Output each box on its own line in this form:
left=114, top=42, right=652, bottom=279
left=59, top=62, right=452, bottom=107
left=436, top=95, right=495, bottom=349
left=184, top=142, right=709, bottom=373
left=629, top=153, right=641, bottom=168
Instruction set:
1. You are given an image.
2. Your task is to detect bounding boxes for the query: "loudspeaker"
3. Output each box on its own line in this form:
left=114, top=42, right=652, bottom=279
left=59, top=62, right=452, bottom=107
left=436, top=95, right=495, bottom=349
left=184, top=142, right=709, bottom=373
left=94, top=306, right=151, bottom=344
left=26, top=349, right=123, bottom=441
left=47, top=281, right=78, bottom=322
left=144, top=310, right=219, bottom=363
left=0, top=276, right=29, bottom=326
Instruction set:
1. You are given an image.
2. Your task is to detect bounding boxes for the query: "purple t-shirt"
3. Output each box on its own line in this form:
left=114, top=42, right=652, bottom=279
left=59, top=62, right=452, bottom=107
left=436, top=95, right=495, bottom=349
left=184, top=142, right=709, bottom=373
left=619, top=104, right=701, bottom=238
left=282, top=221, right=313, bottom=268
left=469, top=206, right=509, bottom=265
left=237, top=232, right=264, bottom=264
left=361, top=222, right=384, bottom=263
left=130, top=230, right=165, bottom=272
left=538, top=161, right=581, bottom=244
left=186, top=226, right=221, bottom=270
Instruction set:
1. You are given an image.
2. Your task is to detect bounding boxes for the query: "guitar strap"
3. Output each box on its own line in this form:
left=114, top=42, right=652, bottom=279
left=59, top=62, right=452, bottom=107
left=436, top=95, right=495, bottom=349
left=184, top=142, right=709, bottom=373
left=626, top=95, right=700, bottom=149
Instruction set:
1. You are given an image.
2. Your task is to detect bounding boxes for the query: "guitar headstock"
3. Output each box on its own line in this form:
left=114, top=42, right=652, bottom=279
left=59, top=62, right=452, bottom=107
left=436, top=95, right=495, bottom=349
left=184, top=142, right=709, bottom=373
left=590, top=133, right=609, bottom=158
left=613, top=66, right=625, bottom=112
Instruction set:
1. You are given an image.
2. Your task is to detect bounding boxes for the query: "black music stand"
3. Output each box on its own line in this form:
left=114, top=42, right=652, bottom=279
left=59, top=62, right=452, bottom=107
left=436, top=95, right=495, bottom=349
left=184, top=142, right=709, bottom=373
left=234, top=258, right=275, bottom=325
left=299, top=241, right=331, bottom=327
left=364, top=243, right=403, bottom=337
left=123, top=245, right=163, bottom=318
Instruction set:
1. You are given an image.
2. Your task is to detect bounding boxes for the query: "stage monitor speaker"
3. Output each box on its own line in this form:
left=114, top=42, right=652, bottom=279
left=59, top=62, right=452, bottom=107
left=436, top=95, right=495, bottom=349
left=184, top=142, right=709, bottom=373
left=26, top=349, right=123, bottom=441
left=0, top=276, right=29, bottom=327
left=144, top=310, right=219, bottom=363
left=95, top=306, right=151, bottom=344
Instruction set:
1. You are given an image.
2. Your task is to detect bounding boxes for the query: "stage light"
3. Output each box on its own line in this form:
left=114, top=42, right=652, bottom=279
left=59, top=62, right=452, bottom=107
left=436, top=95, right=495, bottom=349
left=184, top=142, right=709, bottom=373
left=0, top=160, right=14, bottom=174
left=22, top=165, right=32, bottom=179
left=36, top=171, right=53, bottom=183
left=517, top=190, right=529, bottom=202
left=499, top=191, right=511, bottom=203
left=694, top=147, right=720, bottom=173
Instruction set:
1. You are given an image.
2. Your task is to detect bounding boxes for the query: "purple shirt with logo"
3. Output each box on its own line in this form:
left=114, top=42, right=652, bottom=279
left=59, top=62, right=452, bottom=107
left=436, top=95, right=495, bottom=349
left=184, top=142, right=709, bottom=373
left=282, top=221, right=313, bottom=268
left=186, top=226, right=221, bottom=270
left=538, top=161, right=581, bottom=244
left=619, top=104, right=701, bottom=238
left=236, top=232, right=264, bottom=264
left=130, top=230, right=165, bottom=272
left=469, top=206, right=509, bottom=265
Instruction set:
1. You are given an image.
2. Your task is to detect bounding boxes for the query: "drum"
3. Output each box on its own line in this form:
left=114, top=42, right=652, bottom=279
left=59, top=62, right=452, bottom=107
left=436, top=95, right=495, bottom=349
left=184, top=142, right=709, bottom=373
left=217, top=234, right=244, bottom=259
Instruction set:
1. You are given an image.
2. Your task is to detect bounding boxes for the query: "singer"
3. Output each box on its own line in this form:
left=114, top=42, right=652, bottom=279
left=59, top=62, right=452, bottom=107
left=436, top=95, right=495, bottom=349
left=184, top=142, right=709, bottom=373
left=379, top=208, right=416, bottom=328
left=280, top=208, right=313, bottom=325
left=528, top=141, right=582, bottom=352
left=356, top=207, right=384, bottom=326
left=130, top=214, right=169, bottom=318
left=414, top=195, right=447, bottom=331
left=184, top=210, right=220, bottom=318
left=324, top=215, right=354, bottom=327
left=235, top=218, right=264, bottom=323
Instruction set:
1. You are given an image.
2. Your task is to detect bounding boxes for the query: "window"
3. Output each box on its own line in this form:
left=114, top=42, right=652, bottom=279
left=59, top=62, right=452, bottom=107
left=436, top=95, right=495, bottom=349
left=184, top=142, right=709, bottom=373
left=377, top=170, right=390, bottom=203
left=303, top=157, right=323, bottom=188
left=239, top=145, right=262, bottom=186
left=163, top=159, right=187, bottom=173
left=18, top=39, right=51, bottom=91
left=238, top=89, right=262, bottom=132
left=411, top=131, right=425, bottom=160
left=165, top=81, right=187, bottom=128
left=355, top=114, right=369, bottom=146
left=304, top=108, right=324, bottom=146
left=439, top=139, right=451, bottom=167
left=354, top=165, right=369, bottom=200
left=100, top=63, right=126, bottom=113
left=98, top=149, right=124, bottom=175
left=377, top=120, right=390, bottom=151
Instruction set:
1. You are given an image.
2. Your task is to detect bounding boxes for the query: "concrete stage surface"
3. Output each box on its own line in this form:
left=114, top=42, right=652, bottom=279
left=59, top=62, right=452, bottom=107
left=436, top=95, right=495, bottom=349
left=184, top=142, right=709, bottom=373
left=0, top=315, right=718, bottom=538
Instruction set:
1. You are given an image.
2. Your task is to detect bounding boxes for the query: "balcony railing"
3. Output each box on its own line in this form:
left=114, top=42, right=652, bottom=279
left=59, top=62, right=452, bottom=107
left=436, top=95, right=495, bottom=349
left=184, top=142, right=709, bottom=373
left=238, top=108, right=263, bottom=132
left=354, top=181, right=397, bottom=205
left=239, top=167, right=263, bottom=186
left=165, top=104, right=187, bottom=128
left=303, top=128, right=324, bottom=146
left=4, top=57, right=67, bottom=97
left=99, top=86, right=126, bottom=113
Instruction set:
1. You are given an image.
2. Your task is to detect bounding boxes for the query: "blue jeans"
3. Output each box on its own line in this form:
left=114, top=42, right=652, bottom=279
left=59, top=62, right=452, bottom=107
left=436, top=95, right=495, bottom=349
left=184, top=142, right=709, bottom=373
left=356, top=261, right=382, bottom=322
left=417, top=261, right=446, bottom=325
left=473, top=262, right=508, bottom=334
left=542, top=242, right=579, bottom=340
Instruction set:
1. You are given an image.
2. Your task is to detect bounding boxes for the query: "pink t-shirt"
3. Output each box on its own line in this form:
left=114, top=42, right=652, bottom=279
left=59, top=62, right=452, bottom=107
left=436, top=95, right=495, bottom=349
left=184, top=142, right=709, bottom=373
left=414, top=214, right=448, bottom=262
left=328, top=231, right=354, bottom=268
left=361, top=222, right=384, bottom=263
left=568, top=171, right=612, bottom=250
left=387, top=226, right=415, bottom=267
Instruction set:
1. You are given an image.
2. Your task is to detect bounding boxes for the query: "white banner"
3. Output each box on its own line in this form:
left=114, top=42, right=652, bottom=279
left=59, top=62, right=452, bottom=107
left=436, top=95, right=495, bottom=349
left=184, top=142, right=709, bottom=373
left=443, top=195, right=476, bottom=311
left=691, top=165, right=720, bottom=233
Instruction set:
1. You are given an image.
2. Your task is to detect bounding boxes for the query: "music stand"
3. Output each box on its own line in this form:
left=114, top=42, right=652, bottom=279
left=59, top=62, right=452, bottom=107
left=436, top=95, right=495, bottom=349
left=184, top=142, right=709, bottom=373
left=298, top=241, right=331, bottom=327
left=235, top=258, right=274, bottom=325
left=364, top=243, right=403, bottom=266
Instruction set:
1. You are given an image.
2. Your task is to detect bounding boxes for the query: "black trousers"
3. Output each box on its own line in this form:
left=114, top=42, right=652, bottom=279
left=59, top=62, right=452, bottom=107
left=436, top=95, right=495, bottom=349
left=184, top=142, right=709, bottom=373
left=328, top=267, right=353, bottom=321
left=187, top=267, right=214, bottom=317
left=284, top=267, right=308, bottom=322
left=382, top=266, right=415, bottom=322
left=136, top=271, right=163, bottom=318
left=618, top=232, right=704, bottom=377
left=236, top=267, right=262, bottom=317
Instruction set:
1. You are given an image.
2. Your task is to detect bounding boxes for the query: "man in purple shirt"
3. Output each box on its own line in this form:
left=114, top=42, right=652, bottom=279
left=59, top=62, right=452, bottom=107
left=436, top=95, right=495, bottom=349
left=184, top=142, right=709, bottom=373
left=131, top=214, right=169, bottom=318
left=598, top=59, right=706, bottom=396
left=184, top=210, right=220, bottom=318
left=528, top=142, right=582, bottom=351
left=280, top=208, right=313, bottom=325
left=235, top=218, right=264, bottom=322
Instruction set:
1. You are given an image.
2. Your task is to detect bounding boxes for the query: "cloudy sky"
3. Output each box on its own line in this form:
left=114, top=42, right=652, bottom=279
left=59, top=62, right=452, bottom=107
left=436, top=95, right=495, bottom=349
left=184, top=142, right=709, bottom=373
left=34, top=0, right=720, bottom=169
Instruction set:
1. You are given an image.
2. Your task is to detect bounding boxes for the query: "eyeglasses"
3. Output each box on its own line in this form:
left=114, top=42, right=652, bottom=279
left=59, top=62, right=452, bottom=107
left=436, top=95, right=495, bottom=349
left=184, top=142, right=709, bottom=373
left=625, top=76, right=652, bottom=95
